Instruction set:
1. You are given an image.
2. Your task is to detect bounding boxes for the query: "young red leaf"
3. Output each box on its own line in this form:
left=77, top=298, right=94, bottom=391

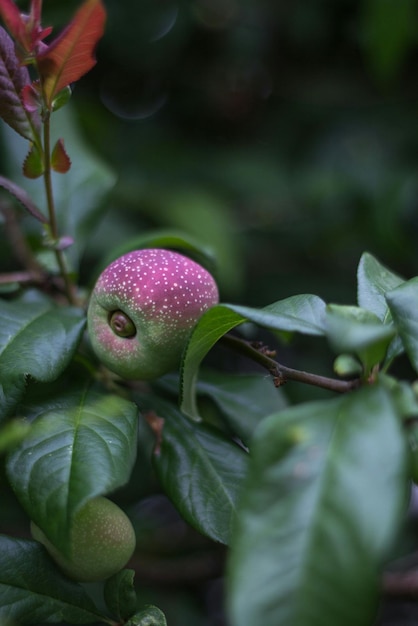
left=23, top=142, right=44, bottom=178
left=37, top=0, right=106, bottom=106
left=51, top=138, right=71, bottom=173
left=0, top=0, right=23, bottom=45
left=0, top=26, right=41, bottom=140
left=21, top=82, right=41, bottom=113
left=0, top=0, right=52, bottom=59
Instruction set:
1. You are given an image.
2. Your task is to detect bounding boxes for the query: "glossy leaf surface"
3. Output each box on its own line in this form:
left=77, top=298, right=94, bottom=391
left=181, top=296, right=326, bottom=418
left=226, top=294, right=327, bottom=336
left=0, top=535, right=104, bottom=623
left=138, top=396, right=248, bottom=544
left=386, top=277, right=418, bottom=373
left=357, top=252, right=404, bottom=321
left=325, top=304, right=395, bottom=372
left=196, top=369, right=286, bottom=444
left=127, top=606, right=167, bottom=626
left=6, top=387, right=138, bottom=554
left=104, top=569, right=137, bottom=622
left=227, top=385, right=407, bottom=626
left=0, top=300, right=85, bottom=420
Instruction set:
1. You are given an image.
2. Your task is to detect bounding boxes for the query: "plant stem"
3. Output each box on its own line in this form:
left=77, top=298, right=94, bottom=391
left=222, top=334, right=361, bottom=394
left=42, top=112, right=77, bottom=305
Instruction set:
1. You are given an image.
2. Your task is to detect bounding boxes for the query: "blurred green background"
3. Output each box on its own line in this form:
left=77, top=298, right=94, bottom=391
left=6, top=0, right=418, bottom=308
left=43, top=0, right=418, bottom=307
left=2, top=1, right=418, bottom=624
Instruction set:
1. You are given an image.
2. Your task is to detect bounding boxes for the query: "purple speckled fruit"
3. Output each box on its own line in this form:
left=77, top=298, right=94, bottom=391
left=87, top=248, right=219, bottom=380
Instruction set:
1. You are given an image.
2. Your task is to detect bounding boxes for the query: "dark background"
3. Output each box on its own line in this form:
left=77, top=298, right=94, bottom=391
left=3, top=1, right=418, bottom=624
left=44, top=0, right=418, bottom=306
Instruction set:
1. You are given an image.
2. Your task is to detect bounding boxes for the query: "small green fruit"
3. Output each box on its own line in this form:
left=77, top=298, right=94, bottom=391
left=87, top=248, right=219, bottom=380
left=31, top=497, right=136, bottom=582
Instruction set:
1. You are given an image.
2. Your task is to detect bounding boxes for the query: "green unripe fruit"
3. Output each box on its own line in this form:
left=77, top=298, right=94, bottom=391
left=31, top=497, right=136, bottom=582
left=87, top=248, right=219, bottom=380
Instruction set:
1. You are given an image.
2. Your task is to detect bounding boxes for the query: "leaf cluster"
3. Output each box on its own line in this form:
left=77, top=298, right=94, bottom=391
left=1, top=2, right=418, bottom=626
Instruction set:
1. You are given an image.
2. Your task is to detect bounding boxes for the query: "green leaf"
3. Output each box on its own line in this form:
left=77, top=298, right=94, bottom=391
left=227, top=385, right=408, bottom=626
left=325, top=304, right=395, bottom=373
left=386, top=277, right=418, bottom=374
left=126, top=605, right=167, bottom=626
left=357, top=252, right=404, bottom=322
left=180, top=296, right=326, bottom=418
left=180, top=305, right=246, bottom=418
left=0, top=300, right=86, bottom=420
left=138, top=395, right=248, bottom=545
left=361, top=0, right=416, bottom=82
left=226, top=295, right=327, bottom=336
left=51, top=86, right=72, bottom=112
left=22, top=142, right=45, bottom=178
left=0, top=535, right=104, bottom=624
left=6, top=386, right=138, bottom=554
left=104, top=569, right=137, bottom=621
left=196, top=369, right=287, bottom=444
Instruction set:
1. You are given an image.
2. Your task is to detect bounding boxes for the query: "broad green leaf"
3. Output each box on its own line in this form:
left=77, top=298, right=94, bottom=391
left=196, top=369, right=287, bottom=444
left=386, top=277, right=418, bottom=374
left=226, top=295, right=327, bottom=336
left=126, top=606, right=167, bottom=626
left=6, top=386, right=138, bottom=554
left=379, top=374, right=418, bottom=419
left=227, top=385, right=408, bottom=626
left=180, top=296, right=326, bottom=418
left=0, top=535, right=104, bottom=624
left=0, top=300, right=86, bottom=420
left=138, top=395, right=248, bottom=545
left=180, top=305, right=246, bottom=418
left=357, top=252, right=404, bottom=322
left=104, top=569, right=137, bottom=622
left=325, top=304, right=395, bottom=373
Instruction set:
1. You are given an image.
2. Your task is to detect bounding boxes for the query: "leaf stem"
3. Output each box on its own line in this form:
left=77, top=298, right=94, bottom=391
left=42, top=111, right=77, bottom=305
left=221, top=334, right=361, bottom=394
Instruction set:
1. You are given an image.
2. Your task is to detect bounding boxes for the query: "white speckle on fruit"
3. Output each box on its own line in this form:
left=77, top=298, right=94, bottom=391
left=87, top=248, right=219, bottom=380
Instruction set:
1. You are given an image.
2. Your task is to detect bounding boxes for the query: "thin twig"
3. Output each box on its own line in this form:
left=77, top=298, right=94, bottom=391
left=221, top=333, right=361, bottom=394
left=0, top=202, right=44, bottom=274
left=42, top=113, right=77, bottom=305
left=383, top=570, right=418, bottom=597
left=0, top=271, right=43, bottom=285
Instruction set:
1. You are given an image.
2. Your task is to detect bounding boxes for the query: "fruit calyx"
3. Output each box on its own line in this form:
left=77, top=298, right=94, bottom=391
left=108, top=310, right=136, bottom=338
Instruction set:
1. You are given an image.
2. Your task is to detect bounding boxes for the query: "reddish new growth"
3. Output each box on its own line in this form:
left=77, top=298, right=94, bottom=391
left=0, top=0, right=106, bottom=106
left=87, top=249, right=219, bottom=380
